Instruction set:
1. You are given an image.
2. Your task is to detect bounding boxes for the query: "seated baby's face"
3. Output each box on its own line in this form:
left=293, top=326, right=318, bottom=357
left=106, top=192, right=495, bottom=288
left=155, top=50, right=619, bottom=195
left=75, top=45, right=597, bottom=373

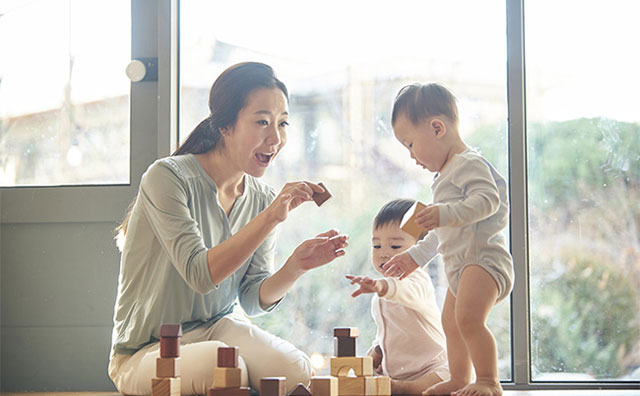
left=371, top=223, right=418, bottom=275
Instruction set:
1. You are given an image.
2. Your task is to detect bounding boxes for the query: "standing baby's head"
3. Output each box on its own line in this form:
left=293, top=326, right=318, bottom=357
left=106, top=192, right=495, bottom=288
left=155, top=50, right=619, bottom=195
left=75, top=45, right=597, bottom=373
left=391, top=83, right=460, bottom=173
left=372, top=199, right=422, bottom=275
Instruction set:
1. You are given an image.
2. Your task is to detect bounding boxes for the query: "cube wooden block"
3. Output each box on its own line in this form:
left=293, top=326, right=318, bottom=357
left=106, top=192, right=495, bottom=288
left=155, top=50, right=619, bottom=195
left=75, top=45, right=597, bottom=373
left=330, top=356, right=373, bottom=377
left=310, top=376, right=338, bottom=396
left=160, top=337, right=180, bottom=358
left=151, top=377, right=180, bottom=396
left=208, top=387, right=251, bottom=396
left=400, top=201, right=427, bottom=239
left=337, top=376, right=376, bottom=396
left=334, top=336, right=356, bottom=357
left=333, top=327, right=359, bottom=338
left=374, top=376, right=391, bottom=396
left=156, top=357, right=181, bottom=378
left=312, top=182, right=332, bottom=206
left=260, top=377, right=287, bottom=396
left=213, top=367, right=242, bottom=389
left=218, top=346, right=239, bottom=368
left=160, top=323, right=183, bottom=338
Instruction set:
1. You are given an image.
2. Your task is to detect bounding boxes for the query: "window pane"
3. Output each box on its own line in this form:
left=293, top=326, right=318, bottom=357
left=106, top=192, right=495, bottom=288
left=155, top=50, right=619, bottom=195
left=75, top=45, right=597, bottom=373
left=0, top=0, right=131, bottom=186
left=181, top=0, right=510, bottom=378
left=526, top=0, right=640, bottom=381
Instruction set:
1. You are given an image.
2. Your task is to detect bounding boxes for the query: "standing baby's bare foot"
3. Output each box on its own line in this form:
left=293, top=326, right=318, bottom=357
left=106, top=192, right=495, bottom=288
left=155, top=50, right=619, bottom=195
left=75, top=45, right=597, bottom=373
left=392, top=372, right=442, bottom=394
left=451, top=380, right=502, bottom=396
left=423, top=379, right=469, bottom=395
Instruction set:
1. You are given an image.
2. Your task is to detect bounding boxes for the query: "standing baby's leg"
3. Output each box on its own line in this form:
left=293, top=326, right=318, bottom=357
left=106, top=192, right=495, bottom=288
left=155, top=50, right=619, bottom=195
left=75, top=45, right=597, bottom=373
left=392, top=372, right=442, bottom=395
left=452, top=265, right=501, bottom=396
left=424, top=290, right=472, bottom=395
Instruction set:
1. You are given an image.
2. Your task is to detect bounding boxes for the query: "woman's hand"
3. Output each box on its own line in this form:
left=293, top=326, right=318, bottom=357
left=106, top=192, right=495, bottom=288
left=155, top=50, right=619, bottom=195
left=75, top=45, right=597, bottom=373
left=289, top=229, right=348, bottom=272
left=381, top=251, right=418, bottom=280
left=267, top=181, right=325, bottom=224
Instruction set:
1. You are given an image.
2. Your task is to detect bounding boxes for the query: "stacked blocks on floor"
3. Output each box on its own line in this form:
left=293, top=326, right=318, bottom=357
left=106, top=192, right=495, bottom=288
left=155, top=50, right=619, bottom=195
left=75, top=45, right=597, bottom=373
left=152, top=324, right=182, bottom=396
left=209, top=346, right=250, bottom=396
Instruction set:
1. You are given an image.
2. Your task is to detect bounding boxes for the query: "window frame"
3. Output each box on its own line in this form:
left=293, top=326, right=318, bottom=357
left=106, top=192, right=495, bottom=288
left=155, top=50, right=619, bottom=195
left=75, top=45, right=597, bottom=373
left=0, top=0, right=178, bottom=224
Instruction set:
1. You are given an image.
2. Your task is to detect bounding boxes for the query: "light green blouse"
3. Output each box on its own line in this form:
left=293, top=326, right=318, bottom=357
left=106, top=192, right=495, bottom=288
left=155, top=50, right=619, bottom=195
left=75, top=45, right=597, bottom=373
left=111, top=154, right=278, bottom=355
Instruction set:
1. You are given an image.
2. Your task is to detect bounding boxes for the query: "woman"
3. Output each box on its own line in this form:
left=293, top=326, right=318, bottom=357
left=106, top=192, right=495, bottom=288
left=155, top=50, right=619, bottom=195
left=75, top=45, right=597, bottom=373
left=109, top=62, right=348, bottom=395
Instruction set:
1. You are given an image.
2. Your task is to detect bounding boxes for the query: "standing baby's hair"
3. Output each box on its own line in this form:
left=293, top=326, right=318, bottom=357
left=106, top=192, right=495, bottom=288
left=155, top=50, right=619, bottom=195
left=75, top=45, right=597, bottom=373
left=391, top=83, right=459, bottom=126
left=374, top=198, right=417, bottom=229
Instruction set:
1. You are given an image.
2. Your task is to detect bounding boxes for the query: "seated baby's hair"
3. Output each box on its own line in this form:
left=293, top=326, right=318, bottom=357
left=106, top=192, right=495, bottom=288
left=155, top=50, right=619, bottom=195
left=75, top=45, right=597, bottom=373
left=374, top=199, right=427, bottom=241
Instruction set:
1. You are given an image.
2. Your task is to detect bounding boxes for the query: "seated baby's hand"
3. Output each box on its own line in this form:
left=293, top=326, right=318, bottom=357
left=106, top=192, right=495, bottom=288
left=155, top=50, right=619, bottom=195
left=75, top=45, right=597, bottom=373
left=345, top=275, right=387, bottom=297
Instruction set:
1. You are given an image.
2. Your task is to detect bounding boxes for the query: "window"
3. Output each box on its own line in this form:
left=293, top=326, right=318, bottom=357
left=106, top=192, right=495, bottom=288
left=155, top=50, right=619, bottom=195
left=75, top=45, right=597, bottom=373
left=0, top=0, right=131, bottom=187
left=525, top=0, right=640, bottom=381
left=180, top=0, right=511, bottom=378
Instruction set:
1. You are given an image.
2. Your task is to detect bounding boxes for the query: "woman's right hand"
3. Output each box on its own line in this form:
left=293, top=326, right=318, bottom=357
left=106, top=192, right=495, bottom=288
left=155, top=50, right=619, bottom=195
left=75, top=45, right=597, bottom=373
left=267, top=181, right=325, bottom=223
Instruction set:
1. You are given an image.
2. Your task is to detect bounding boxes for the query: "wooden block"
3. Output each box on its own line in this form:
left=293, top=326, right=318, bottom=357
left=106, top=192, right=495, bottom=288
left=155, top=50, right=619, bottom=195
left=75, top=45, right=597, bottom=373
left=156, top=357, right=181, bottom=378
left=160, top=337, right=180, bottom=358
left=287, top=384, right=312, bottom=396
left=337, top=376, right=376, bottom=396
left=312, top=182, right=333, bottom=206
left=333, top=327, right=359, bottom=338
left=218, top=346, right=239, bottom=368
left=400, top=201, right=427, bottom=239
left=151, top=377, right=180, bottom=396
left=213, top=367, right=242, bottom=388
left=260, top=377, right=287, bottom=396
left=310, top=376, right=338, bottom=396
left=374, top=376, right=390, bottom=396
left=334, top=336, right=356, bottom=357
left=208, top=387, right=251, bottom=396
left=330, top=356, right=374, bottom=377
left=160, top=323, right=183, bottom=338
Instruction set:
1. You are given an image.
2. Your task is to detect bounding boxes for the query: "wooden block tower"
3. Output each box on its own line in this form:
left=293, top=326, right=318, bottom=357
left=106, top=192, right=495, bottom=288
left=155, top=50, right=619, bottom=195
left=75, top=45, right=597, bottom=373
left=152, top=323, right=182, bottom=396
left=328, top=327, right=390, bottom=396
left=208, top=346, right=250, bottom=396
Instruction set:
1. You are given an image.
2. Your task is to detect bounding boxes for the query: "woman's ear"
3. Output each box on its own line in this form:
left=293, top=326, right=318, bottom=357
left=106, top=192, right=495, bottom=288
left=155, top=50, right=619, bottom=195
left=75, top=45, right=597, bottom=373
left=218, top=126, right=231, bottom=136
left=431, top=118, right=446, bottom=138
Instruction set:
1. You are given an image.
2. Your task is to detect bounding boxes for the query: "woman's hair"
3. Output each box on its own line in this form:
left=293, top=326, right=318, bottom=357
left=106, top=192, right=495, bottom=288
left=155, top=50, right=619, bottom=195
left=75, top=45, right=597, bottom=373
left=391, top=83, right=458, bottom=126
left=115, top=62, right=289, bottom=248
left=174, top=62, right=289, bottom=155
left=374, top=198, right=426, bottom=241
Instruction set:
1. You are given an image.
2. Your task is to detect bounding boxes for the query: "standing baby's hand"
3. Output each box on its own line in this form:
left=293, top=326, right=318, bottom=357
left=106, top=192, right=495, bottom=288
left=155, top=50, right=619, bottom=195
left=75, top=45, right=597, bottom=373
left=367, top=345, right=383, bottom=374
left=345, top=275, right=387, bottom=297
left=380, top=251, right=418, bottom=280
left=415, top=204, right=440, bottom=231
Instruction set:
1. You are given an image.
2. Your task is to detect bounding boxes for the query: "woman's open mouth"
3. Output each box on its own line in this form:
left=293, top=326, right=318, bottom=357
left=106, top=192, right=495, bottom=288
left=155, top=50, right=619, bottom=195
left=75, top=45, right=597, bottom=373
left=255, top=152, right=275, bottom=166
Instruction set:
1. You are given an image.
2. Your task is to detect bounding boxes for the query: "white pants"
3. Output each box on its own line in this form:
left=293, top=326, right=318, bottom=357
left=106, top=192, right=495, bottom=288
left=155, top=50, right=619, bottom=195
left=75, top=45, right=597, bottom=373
left=109, top=312, right=312, bottom=395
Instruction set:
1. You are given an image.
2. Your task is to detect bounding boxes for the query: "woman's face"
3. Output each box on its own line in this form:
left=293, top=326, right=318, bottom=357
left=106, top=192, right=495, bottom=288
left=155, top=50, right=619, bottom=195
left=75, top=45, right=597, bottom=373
left=221, top=87, right=289, bottom=178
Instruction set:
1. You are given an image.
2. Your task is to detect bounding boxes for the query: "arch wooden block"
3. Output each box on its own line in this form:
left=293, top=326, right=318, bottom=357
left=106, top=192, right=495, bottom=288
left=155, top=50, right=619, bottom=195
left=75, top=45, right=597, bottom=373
left=330, top=356, right=373, bottom=377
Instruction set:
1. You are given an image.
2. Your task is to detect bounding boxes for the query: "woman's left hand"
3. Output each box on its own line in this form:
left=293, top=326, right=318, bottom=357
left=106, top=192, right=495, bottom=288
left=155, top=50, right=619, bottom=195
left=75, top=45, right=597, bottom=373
left=290, top=229, right=348, bottom=272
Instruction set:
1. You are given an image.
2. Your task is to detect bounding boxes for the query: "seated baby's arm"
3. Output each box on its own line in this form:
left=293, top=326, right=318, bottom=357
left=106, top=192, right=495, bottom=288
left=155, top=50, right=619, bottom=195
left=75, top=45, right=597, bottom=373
left=345, top=274, right=388, bottom=297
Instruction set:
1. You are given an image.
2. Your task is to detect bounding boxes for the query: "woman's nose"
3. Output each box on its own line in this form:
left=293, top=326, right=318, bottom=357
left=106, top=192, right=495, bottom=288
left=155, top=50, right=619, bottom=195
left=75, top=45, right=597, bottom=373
left=266, top=125, right=282, bottom=146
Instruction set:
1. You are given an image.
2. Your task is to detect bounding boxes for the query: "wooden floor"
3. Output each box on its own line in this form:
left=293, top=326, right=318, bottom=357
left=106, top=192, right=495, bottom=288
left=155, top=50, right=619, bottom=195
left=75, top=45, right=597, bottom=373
left=3, top=391, right=639, bottom=396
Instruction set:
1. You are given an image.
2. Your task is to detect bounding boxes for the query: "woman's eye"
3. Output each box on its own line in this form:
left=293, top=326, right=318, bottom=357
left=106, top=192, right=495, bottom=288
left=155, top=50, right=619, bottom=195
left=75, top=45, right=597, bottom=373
left=279, top=121, right=289, bottom=127
left=257, top=120, right=268, bottom=126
